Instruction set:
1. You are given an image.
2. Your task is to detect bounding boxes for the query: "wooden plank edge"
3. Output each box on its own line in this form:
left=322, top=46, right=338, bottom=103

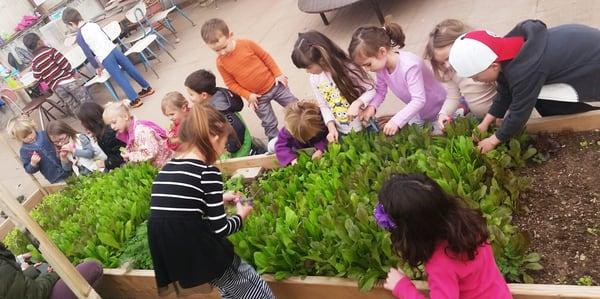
left=526, top=110, right=600, bottom=134
left=215, top=154, right=279, bottom=176
left=101, top=269, right=600, bottom=299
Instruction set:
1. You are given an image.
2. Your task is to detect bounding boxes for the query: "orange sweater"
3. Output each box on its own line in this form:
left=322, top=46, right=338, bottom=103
left=216, top=39, right=282, bottom=99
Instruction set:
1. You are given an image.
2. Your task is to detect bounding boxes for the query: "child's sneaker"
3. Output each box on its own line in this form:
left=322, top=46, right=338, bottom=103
left=130, top=99, right=143, bottom=108
left=138, top=87, right=155, bottom=98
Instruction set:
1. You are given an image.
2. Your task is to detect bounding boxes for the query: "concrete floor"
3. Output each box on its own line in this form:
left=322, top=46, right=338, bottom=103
left=2, top=0, right=600, bottom=199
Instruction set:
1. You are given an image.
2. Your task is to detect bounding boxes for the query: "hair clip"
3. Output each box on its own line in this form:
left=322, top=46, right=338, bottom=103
left=373, top=202, right=397, bottom=231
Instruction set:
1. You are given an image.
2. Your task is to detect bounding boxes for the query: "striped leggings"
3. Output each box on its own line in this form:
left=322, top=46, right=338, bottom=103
left=211, top=256, right=275, bottom=299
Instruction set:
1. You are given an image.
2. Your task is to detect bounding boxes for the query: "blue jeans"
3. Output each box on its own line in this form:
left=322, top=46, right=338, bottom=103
left=102, top=48, right=150, bottom=101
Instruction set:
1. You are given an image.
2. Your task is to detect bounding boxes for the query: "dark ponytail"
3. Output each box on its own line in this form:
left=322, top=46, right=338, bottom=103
left=349, top=17, right=406, bottom=60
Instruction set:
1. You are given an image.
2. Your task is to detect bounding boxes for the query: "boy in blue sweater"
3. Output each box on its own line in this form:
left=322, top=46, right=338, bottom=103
left=8, top=116, right=70, bottom=183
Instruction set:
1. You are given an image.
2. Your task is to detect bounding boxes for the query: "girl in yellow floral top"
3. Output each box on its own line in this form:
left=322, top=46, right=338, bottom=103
left=292, top=31, right=375, bottom=143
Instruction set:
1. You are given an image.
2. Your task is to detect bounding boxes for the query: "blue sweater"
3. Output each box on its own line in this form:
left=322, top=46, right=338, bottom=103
left=19, top=131, right=70, bottom=183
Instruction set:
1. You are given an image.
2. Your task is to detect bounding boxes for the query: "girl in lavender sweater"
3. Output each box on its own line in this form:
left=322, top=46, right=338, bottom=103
left=349, top=22, right=446, bottom=136
left=375, top=173, right=511, bottom=298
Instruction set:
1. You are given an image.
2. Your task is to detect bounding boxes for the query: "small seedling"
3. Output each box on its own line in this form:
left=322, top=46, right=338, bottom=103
left=576, top=275, right=594, bottom=286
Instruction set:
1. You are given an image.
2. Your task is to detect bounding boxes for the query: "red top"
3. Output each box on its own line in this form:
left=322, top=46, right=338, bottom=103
left=166, top=121, right=181, bottom=151
left=216, top=39, right=282, bottom=99
left=393, top=242, right=512, bottom=299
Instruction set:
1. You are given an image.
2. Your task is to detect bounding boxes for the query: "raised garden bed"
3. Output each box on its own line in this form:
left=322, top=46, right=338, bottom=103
left=2, top=112, right=600, bottom=298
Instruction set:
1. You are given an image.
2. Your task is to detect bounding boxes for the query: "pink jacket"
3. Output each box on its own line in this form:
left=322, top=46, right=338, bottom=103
left=393, top=242, right=512, bottom=299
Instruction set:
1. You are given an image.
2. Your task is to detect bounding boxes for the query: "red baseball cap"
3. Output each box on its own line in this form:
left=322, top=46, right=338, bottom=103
left=449, top=30, right=524, bottom=77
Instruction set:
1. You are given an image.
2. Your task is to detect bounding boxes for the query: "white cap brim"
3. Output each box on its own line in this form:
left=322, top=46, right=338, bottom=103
left=449, top=35, right=498, bottom=78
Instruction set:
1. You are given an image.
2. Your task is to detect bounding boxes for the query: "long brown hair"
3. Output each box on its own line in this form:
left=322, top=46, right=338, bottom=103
left=348, top=17, right=406, bottom=60
left=378, top=173, right=489, bottom=267
left=47, top=120, right=78, bottom=140
left=76, top=102, right=106, bottom=139
left=291, top=31, right=372, bottom=103
left=424, top=19, right=471, bottom=81
left=178, top=104, right=232, bottom=164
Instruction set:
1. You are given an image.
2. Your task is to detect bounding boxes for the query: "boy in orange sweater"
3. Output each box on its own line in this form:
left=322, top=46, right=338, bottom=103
left=201, top=18, right=297, bottom=140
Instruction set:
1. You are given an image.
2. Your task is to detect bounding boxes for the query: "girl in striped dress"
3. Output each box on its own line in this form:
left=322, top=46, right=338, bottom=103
left=147, top=104, right=275, bottom=299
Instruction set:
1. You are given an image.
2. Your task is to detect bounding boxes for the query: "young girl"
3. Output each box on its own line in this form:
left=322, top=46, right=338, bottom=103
left=349, top=22, right=447, bottom=136
left=291, top=30, right=375, bottom=143
left=424, top=19, right=497, bottom=129
left=8, top=116, right=70, bottom=183
left=275, top=100, right=328, bottom=166
left=76, top=101, right=126, bottom=171
left=375, top=173, right=511, bottom=298
left=147, top=104, right=274, bottom=298
left=47, top=120, right=107, bottom=176
left=102, top=101, right=173, bottom=168
left=161, top=92, right=190, bottom=151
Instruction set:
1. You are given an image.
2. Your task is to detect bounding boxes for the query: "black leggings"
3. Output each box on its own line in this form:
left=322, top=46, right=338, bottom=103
left=535, top=99, right=600, bottom=116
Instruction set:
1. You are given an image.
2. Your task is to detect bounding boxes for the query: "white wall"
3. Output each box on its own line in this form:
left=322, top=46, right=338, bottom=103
left=0, top=1, right=34, bottom=39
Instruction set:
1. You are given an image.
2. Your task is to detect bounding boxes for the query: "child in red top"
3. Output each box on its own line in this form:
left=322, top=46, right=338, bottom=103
left=375, top=173, right=511, bottom=299
left=161, top=92, right=190, bottom=151
left=200, top=18, right=297, bottom=140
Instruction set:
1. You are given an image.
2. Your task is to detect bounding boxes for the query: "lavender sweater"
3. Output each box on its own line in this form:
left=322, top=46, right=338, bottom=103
left=370, top=51, right=446, bottom=128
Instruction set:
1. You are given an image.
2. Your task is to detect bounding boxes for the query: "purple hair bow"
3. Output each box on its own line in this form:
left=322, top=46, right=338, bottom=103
left=373, top=202, right=397, bottom=231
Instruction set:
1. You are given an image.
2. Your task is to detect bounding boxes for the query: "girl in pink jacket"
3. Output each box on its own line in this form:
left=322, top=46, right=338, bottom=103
left=375, top=173, right=512, bottom=299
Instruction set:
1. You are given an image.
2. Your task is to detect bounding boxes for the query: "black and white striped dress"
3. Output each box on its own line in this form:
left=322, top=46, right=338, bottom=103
left=147, top=159, right=242, bottom=294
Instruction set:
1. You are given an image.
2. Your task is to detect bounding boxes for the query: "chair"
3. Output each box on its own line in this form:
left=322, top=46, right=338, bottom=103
left=63, top=46, right=91, bottom=79
left=125, top=1, right=176, bottom=47
left=1, top=89, right=69, bottom=130
left=83, top=69, right=119, bottom=102
left=157, top=0, right=195, bottom=26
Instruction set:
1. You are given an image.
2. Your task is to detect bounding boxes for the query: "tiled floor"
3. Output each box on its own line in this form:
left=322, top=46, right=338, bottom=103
left=1, top=0, right=599, bottom=199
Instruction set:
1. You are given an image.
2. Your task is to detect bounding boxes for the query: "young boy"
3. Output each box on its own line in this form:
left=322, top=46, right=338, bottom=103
left=23, top=32, right=90, bottom=113
left=200, top=18, right=297, bottom=140
left=185, top=69, right=263, bottom=156
left=7, top=116, right=71, bottom=183
left=449, top=19, right=600, bottom=153
left=61, top=7, right=154, bottom=108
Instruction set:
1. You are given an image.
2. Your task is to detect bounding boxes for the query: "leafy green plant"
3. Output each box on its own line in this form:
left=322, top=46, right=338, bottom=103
left=576, top=275, right=594, bottom=286
left=119, top=221, right=153, bottom=270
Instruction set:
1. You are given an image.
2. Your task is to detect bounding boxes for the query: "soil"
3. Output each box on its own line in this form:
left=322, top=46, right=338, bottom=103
left=514, top=130, right=600, bottom=285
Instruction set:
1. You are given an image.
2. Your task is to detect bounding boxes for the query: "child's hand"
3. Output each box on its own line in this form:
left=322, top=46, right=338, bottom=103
left=30, top=152, right=41, bottom=166
left=311, top=149, right=323, bottom=160
left=347, top=100, right=364, bottom=121
left=383, top=121, right=399, bottom=136
left=95, top=68, right=103, bottom=77
left=121, top=151, right=129, bottom=160
left=223, top=191, right=241, bottom=204
left=248, top=94, right=260, bottom=111
left=60, top=144, right=74, bottom=153
left=326, top=129, right=338, bottom=143
left=290, top=159, right=298, bottom=166
left=383, top=268, right=405, bottom=291
left=236, top=201, right=253, bottom=220
left=477, top=135, right=501, bottom=154
left=360, top=105, right=376, bottom=121
left=275, top=75, right=288, bottom=87
left=437, top=113, right=451, bottom=131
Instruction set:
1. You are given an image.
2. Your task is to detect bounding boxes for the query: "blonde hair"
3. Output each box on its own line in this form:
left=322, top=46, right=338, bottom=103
left=200, top=18, right=230, bottom=44
left=102, top=101, right=131, bottom=124
left=178, top=103, right=232, bottom=164
left=424, top=19, right=472, bottom=81
left=284, top=100, right=325, bottom=144
left=161, top=91, right=189, bottom=114
left=7, top=116, right=37, bottom=141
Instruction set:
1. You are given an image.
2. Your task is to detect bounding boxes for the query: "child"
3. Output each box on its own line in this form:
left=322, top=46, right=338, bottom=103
left=200, top=18, right=297, bottom=140
left=61, top=7, right=154, bottom=108
left=23, top=32, right=91, bottom=113
left=348, top=22, right=447, bottom=136
left=47, top=120, right=107, bottom=176
left=8, top=116, right=70, bottom=183
left=449, top=20, right=600, bottom=153
left=423, top=19, right=497, bottom=129
left=291, top=30, right=375, bottom=143
left=102, top=101, right=173, bottom=168
left=161, top=91, right=190, bottom=151
left=184, top=69, right=261, bottom=157
left=76, top=102, right=126, bottom=171
left=375, top=173, right=511, bottom=298
left=147, top=104, right=274, bottom=298
left=275, top=101, right=328, bottom=166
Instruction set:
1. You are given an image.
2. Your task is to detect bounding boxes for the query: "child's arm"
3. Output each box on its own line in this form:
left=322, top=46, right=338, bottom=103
left=217, top=63, right=253, bottom=100
left=75, top=26, right=100, bottom=70
left=126, top=126, right=161, bottom=163
left=438, top=79, right=462, bottom=119
left=202, top=168, right=243, bottom=237
left=247, top=40, right=282, bottom=78
left=73, top=135, right=95, bottom=159
left=389, top=64, right=428, bottom=129
left=20, top=149, right=39, bottom=174
left=274, top=129, right=298, bottom=166
left=310, top=77, right=336, bottom=128
left=367, top=73, right=389, bottom=110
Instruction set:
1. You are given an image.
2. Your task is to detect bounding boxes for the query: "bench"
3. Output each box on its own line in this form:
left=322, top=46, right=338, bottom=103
left=298, top=0, right=385, bottom=25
